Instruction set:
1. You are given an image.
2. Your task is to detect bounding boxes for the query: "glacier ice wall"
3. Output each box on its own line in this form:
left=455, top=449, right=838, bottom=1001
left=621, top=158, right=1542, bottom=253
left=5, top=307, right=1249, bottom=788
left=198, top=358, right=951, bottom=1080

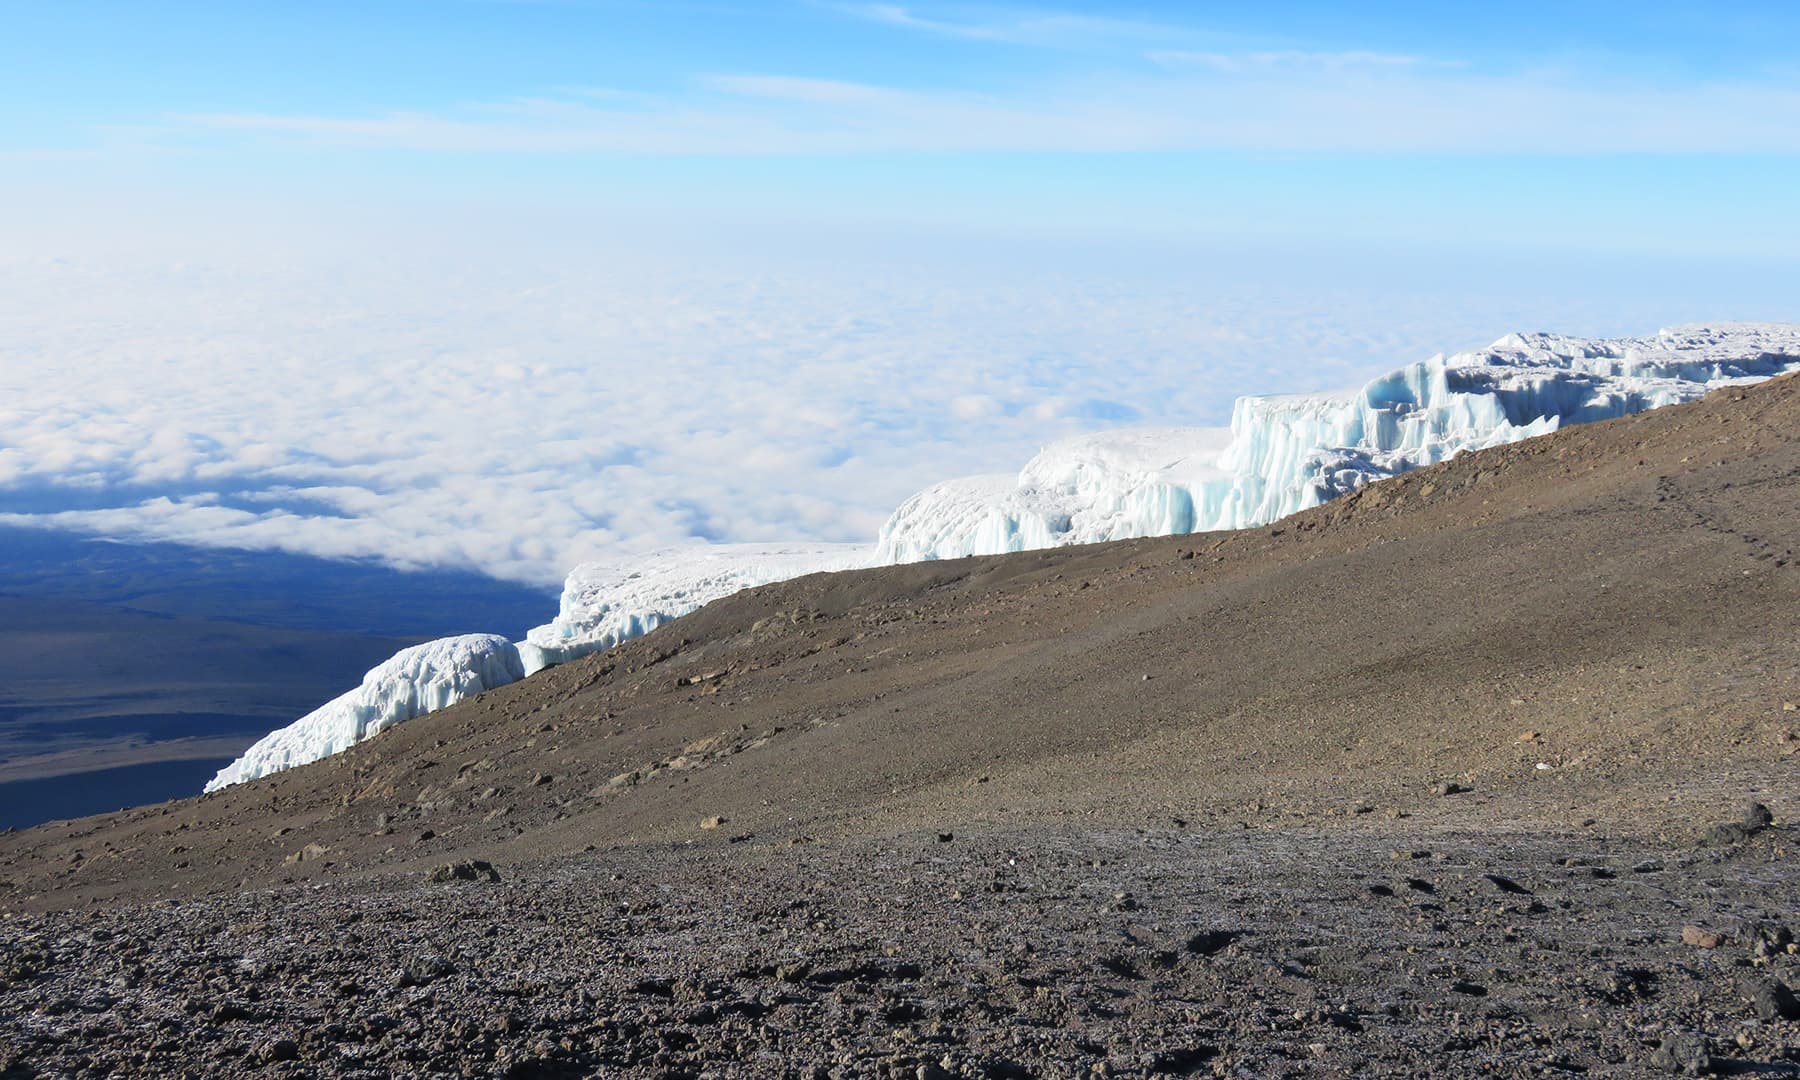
left=875, top=323, right=1800, bottom=561
left=204, top=634, right=525, bottom=792
left=206, top=322, right=1800, bottom=790
left=522, top=542, right=871, bottom=673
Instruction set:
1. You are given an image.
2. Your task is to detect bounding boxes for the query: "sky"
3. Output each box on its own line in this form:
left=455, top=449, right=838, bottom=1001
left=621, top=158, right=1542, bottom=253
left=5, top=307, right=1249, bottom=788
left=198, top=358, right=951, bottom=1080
left=8, top=0, right=1800, bottom=249
left=2, top=1, right=1798, bottom=585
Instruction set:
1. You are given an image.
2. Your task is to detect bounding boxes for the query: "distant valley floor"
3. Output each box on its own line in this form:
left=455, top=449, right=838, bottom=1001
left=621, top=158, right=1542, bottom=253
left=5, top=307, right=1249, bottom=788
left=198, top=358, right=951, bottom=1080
left=0, top=528, right=553, bottom=828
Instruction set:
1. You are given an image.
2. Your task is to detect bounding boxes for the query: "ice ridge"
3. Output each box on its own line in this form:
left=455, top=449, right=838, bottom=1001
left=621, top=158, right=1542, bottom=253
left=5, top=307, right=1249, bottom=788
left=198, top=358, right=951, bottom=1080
left=875, top=323, right=1800, bottom=561
left=207, top=322, right=1800, bottom=790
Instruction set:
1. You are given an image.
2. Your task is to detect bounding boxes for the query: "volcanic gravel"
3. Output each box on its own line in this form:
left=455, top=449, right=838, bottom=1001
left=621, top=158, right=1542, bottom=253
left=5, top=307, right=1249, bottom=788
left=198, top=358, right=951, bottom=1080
left=4, top=818, right=1798, bottom=1078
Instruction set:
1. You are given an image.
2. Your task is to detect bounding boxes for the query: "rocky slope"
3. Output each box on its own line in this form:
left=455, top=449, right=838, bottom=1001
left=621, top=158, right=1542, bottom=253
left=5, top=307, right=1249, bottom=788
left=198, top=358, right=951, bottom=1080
left=211, top=322, right=1800, bottom=790
left=2, top=372, right=1798, bottom=1076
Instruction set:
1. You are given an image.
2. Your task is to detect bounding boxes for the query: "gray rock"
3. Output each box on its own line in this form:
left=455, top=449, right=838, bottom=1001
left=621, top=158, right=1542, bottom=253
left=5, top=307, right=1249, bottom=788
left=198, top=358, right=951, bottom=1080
left=259, top=1038, right=300, bottom=1064
left=1742, top=802, right=1774, bottom=830
left=1651, top=1030, right=1711, bottom=1075
left=1742, top=976, right=1800, bottom=1021
left=1702, top=822, right=1749, bottom=846
left=1704, top=802, right=1774, bottom=845
left=426, top=859, right=501, bottom=884
left=398, top=955, right=457, bottom=988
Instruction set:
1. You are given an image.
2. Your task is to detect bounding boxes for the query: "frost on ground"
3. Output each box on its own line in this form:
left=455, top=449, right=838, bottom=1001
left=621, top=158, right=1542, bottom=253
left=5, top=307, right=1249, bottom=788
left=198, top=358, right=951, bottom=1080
left=209, top=322, right=1800, bottom=790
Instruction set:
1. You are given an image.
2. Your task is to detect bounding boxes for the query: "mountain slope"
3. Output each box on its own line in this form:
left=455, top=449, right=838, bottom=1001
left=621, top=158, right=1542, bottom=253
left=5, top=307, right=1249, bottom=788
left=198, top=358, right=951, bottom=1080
left=206, top=322, right=1800, bottom=790
left=2, top=372, right=1797, bottom=911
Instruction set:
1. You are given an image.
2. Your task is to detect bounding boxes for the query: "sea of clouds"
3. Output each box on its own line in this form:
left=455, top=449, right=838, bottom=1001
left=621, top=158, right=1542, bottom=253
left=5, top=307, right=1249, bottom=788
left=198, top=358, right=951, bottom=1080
left=3, top=217, right=1794, bottom=587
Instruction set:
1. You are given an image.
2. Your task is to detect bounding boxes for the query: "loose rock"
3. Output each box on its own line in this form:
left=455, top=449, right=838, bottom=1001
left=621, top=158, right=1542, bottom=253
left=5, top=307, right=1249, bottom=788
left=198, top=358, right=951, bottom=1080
left=1681, top=925, right=1728, bottom=949
left=426, top=860, right=501, bottom=884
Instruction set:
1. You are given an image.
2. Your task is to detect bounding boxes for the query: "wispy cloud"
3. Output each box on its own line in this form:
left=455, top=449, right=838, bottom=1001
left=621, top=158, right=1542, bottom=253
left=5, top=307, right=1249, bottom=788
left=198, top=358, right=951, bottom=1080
left=828, top=2, right=1182, bottom=48
left=172, top=58, right=1800, bottom=155
left=1146, top=49, right=1452, bottom=73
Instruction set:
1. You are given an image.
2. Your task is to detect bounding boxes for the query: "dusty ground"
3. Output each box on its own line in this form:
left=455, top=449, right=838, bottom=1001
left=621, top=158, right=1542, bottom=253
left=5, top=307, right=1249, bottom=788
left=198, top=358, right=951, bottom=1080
left=1, top=373, right=1798, bottom=1075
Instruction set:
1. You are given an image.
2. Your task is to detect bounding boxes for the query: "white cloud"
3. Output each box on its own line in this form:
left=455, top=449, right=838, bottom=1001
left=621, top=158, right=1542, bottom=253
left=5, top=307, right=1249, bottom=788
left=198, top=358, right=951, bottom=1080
left=2, top=218, right=1793, bottom=587
left=833, top=2, right=1177, bottom=47
left=1146, top=49, right=1445, bottom=73
left=950, top=394, right=1003, bottom=419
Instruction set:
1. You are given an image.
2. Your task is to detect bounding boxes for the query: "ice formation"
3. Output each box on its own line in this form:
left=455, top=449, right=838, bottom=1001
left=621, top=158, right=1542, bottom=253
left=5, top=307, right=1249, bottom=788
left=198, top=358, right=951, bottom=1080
left=521, top=543, right=871, bottom=673
left=204, top=635, right=525, bottom=791
left=208, top=322, right=1800, bottom=789
left=876, top=323, right=1800, bottom=561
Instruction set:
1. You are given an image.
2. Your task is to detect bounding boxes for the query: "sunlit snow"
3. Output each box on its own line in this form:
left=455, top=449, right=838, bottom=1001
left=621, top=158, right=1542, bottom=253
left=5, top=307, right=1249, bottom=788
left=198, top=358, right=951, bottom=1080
left=208, top=322, right=1800, bottom=789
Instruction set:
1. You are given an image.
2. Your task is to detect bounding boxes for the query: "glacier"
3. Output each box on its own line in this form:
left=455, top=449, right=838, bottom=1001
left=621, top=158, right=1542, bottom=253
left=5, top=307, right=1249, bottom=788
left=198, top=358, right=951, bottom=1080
left=208, top=322, right=1800, bottom=790
left=521, top=542, right=872, bottom=673
left=204, top=634, right=526, bottom=791
left=876, top=323, right=1800, bottom=560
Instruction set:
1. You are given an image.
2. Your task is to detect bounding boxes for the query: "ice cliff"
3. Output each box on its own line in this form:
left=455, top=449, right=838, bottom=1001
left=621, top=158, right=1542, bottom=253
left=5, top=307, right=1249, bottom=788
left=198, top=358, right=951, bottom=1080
left=875, top=323, right=1800, bottom=561
left=208, top=322, right=1800, bottom=789
left=521, top=543, right=871, bottom=672
left=204, top=635, right=526, bottom=791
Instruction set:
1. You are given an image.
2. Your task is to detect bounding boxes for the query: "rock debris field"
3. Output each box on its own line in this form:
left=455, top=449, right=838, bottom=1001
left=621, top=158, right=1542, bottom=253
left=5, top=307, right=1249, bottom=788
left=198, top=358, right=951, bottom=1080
left=4, top=817, right=1799, bottom=1078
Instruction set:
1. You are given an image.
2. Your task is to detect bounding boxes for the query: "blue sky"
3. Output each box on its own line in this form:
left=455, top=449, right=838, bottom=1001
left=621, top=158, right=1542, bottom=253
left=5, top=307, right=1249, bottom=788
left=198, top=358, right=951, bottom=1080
left=6, top=1, right=1800, bottom=254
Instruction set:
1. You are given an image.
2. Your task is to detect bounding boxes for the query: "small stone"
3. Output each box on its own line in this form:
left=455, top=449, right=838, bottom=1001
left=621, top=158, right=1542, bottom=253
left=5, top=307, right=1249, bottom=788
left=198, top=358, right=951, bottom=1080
left=1432, top=781, right=1470, bottom=797
left=1682, top=925, right=1728, bottom=949
left=1517, top=730, right=1541, bottom=742
left=1483, top=874, right=1532, bottom=896
left=1651, top=1030, right=1711, bottom=1076
left=417, top=829, right=435, bottom=843
left=397, top=955, right=456, bottom=987
left=936, top=832, right=953, bottom=843
left=699, top=815, right=727, bottom=830
left=1742, top=977, right=1800, bottom=1021
left=1185, top=930, right=1242, bottom=955
left=1784, top=701, right=1797, bottom=711
left=1742, top=802, right=1774, bottom=830
left=1704, top=822, right=1750, bottom=846
left=259, top=1038, right=299, bottom=1064
left=530, top=773, right=552, bottom=787
left=282, top=842, right=329, bottom=865
left=426, top=860, right=501, bottom=884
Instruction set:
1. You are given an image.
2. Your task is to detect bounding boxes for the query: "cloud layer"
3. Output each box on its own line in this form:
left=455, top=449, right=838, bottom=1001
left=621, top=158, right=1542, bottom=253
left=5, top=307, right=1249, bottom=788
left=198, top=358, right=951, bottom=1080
left=2, top=220, right=1794, bottom=586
